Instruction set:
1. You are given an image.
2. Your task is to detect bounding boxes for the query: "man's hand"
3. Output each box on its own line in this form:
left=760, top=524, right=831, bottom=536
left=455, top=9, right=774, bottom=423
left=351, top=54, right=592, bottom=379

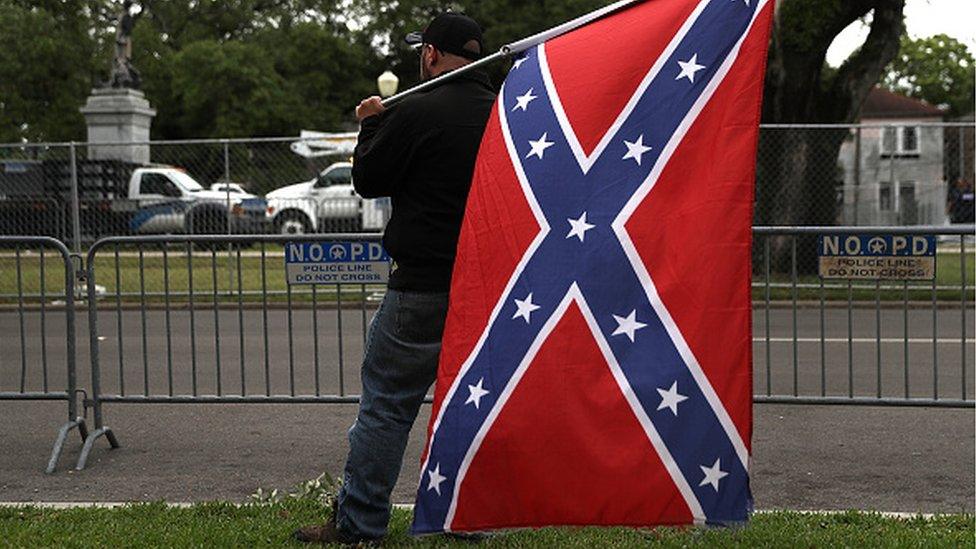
left=356, top=96, right=386, bottom=121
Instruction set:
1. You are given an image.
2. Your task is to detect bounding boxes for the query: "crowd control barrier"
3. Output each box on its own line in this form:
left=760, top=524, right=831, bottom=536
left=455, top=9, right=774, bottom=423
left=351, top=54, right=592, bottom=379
left=0, top=236, right=87, bottom=473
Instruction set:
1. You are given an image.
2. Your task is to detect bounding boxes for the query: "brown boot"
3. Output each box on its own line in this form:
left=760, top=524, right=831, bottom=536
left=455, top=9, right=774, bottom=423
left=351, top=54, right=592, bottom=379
left=293, top=521, right=361, bottom=545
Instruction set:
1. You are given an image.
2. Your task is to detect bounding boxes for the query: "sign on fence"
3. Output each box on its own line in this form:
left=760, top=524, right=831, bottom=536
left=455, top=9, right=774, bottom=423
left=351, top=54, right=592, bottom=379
left=285, top=241, right=391, bottom=284
left=818, top=234, right=937, bottom=280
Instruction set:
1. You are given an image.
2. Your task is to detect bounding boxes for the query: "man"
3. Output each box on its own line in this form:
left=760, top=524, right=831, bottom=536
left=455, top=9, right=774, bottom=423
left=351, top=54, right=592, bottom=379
left=947, top=178, right=975, bottom=224
left=295, top=12, right=496, bottom=544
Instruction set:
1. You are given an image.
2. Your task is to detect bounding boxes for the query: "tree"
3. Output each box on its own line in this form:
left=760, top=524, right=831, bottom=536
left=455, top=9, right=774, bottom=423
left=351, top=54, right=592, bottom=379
left=882, top=33, right=975, bottom=116
left=168, top=40, right=303, bottom=137
left=347, top=0, right=610, bottom=93
left=251, top=22, right=379, bottom=132
left=130, top=2, right=379, bottom=138
left=757, top=0, right=906, bottom=271
left=0, top=1, right=111, bottom=142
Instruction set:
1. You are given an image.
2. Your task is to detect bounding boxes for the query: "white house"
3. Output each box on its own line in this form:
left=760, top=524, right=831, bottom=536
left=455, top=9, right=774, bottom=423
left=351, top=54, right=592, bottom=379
left=838, top=88, right=945, bottom=225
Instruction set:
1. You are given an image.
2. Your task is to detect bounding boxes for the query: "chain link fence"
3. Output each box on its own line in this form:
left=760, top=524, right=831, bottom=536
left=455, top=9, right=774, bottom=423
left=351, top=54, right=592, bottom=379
left=755, top=122, right=974, bottom=227
left=0, top=123, right=971, bottom=251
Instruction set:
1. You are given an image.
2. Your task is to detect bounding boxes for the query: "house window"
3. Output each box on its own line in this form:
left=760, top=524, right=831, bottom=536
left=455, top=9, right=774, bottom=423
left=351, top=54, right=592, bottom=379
left=882, top=127, right=897, bottom=154
left=880, top=126, right=920, bottom=156
left=879, top=181, right=893, bottom=211
left=902, top=126, right=919, bottom=153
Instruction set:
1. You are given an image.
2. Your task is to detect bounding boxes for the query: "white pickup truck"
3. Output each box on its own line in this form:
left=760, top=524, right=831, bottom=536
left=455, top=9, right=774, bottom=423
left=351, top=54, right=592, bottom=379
left=265, top=162, right=389, bottom=235
left=116, top=166, right=269, bottom=235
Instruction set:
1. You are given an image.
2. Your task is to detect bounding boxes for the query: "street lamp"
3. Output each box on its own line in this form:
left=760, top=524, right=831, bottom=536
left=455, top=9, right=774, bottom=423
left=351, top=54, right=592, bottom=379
left=377, top=70, right=399, bottom=98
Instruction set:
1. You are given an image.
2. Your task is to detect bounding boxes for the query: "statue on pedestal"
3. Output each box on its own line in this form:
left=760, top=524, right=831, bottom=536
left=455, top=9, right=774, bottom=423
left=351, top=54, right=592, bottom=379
left=107, top=0, right=143, bottom=89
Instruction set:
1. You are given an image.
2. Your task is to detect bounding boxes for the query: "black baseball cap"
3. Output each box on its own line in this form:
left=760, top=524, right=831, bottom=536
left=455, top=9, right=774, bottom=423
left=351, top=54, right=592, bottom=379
left=404, top=12, right=483, bottom=61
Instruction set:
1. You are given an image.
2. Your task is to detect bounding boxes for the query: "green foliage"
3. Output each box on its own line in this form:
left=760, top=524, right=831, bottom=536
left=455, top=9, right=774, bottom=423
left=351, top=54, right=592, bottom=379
left=0, top=1, right=110, bottom=142
left=250, top=22, right=378, bottom=131
left=169, top=40, right=301, bottom=137
left=6, top=0, right=615, bottom=140
left=0, top=0, right=379, bottom=141
left=882, top=33, right=976, bottom=116
left=0, top=0, right=937, bottom=144
left=133, top=7, right=377, bottom=138
left=776, top=0, right=850, bottom=54
left=347, top=0, right=613, bottom=91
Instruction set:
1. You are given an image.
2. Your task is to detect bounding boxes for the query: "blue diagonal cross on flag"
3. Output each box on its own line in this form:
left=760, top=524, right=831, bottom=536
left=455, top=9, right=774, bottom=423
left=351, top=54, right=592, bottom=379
left=413, top=0, right=773, bottom=533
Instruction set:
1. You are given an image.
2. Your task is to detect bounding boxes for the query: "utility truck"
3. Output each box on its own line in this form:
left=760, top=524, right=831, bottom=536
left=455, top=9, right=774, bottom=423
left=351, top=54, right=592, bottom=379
left=265, top=132, right=390, bottom=235
left=0, top=159, right=268, bottom=241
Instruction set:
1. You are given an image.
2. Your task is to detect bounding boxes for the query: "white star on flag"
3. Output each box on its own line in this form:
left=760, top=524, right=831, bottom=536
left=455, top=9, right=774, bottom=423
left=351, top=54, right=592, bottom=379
left=566, top=212, right=595, bottom=242
left=465, top=378, right=490, bottom=409
left=512, top=292, right=541, bottom=323
left=611, top=310, right=647, bottom=342
left=526, top=132, right=555, bottom=159
left=512, top=56, right=528, bottom=70
left=512, top=88, right=538, bottom=112
left=699, top=458, right=729, bottom=492
left=675, top=53, right=706, bottom=83
left=656, top=381, right=689, bottom=416
left=427, top=463, right=447, bottom=495
left=622, top=135, right=653, bottom=165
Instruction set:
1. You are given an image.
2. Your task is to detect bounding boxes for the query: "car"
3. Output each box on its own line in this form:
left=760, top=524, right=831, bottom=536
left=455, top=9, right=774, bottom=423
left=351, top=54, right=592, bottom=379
left=266, top=162, right=387, bottom=235
left=209, top=182, right=251, bottom=196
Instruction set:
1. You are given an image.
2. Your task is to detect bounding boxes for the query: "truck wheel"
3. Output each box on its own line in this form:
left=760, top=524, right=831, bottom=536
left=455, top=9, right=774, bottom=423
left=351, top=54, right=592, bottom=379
left=276, top=212, right=312, bottom=235
left=187, top=208, right=228, bottom=251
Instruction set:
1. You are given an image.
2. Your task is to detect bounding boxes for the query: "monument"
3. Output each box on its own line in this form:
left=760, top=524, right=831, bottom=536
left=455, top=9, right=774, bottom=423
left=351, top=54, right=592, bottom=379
left=79, top=0, right=155, bottom=164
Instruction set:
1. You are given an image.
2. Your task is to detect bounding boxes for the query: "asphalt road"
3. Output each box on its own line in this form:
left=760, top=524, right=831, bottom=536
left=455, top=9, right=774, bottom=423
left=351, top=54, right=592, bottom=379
left=0, top=306, right=973, bottom=513
left=3, top=307, right=972, bottom=401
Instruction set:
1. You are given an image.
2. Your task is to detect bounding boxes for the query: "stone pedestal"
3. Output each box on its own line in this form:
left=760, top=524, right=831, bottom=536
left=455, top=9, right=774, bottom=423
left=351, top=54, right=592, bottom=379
left=79, top=88, right=156, bottom=164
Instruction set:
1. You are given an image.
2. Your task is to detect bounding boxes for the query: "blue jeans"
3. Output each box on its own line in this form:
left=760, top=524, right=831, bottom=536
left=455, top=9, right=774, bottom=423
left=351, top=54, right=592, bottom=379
left=335, top=289, right=448, bottom=540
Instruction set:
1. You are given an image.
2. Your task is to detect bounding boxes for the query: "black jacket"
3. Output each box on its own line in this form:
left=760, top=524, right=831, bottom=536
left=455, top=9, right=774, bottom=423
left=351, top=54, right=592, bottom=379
left=352, top=70, right=496, bottom=292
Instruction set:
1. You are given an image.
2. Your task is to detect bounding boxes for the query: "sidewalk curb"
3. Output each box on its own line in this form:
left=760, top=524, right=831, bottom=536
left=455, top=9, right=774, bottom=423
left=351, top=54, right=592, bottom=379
left=0, top=502, right=939, bottom=519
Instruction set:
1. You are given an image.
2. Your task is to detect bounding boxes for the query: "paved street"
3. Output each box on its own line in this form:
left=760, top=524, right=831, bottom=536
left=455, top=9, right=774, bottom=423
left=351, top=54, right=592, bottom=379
left=0, top=305, right=973, bottom=513
left=4, top=306, right=972, bottom=401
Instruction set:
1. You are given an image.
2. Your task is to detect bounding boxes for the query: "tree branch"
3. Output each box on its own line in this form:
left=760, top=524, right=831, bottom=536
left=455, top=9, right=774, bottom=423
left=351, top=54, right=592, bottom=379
left=826, top=0, right=906, bottom=121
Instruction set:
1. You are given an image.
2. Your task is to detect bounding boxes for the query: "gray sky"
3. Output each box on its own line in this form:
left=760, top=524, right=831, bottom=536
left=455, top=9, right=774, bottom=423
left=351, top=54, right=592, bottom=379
left=826, top=0, right=976, bottom=67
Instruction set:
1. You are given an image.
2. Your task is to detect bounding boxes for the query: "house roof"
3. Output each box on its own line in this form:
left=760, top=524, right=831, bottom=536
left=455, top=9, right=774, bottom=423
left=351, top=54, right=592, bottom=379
left=860, top=88, right=944, bottom=120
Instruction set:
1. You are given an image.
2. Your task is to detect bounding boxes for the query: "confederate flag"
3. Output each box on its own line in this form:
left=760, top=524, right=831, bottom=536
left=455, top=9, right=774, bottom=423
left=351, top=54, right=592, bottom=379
left=413, top=0, right=773, bottom=533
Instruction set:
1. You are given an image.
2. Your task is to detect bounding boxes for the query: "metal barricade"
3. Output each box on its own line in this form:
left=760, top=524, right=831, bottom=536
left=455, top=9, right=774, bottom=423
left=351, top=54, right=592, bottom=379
left=0, top=236, right=87, bottom=473
left=75, top=228, right=975, bottom=470
left=753, top=225, right=974, bottom=408
left=77, top=234, right=381, bottom=469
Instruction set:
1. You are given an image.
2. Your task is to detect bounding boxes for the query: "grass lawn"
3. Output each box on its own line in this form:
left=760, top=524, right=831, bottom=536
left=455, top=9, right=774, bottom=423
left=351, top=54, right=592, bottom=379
left=0, top=245, right=972, bottom=304
left=0, top=247, right=383, bottom=304
left=0, top=501, right=972, bottom=548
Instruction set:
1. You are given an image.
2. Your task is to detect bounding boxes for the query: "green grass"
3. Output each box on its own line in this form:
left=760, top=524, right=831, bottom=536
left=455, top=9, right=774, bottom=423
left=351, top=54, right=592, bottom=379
left=0, top=248, right=382, bottom=304
left=0, top=247, right=972, bottom=304
left=0, top=501, right=971, bottom=548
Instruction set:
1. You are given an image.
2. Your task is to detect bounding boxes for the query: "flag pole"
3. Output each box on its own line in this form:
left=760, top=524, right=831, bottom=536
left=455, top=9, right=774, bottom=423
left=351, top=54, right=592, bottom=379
left=380, top=0, right=645, bottom=107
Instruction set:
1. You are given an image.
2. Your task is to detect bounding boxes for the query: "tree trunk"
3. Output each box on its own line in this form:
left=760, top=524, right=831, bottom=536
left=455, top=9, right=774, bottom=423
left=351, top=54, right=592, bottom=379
left=758, top=0, right=905, bottom=273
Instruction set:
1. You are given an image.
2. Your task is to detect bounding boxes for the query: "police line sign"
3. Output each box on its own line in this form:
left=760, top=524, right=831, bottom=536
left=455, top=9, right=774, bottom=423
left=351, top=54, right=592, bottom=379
left=285, top=241, right=391, bottom=285
left=818, top=234, right=936, bottom=280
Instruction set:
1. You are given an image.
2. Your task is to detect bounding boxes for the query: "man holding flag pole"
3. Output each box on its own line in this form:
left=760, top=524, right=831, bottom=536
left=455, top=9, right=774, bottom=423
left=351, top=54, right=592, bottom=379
left=294, top=10, right=497, bottom=545
left=298, top=0, right=772, bottom=541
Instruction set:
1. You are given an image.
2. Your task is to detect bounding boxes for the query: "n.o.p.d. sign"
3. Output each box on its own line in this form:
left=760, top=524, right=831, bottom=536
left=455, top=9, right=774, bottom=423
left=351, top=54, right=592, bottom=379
left=285, top=241, right=391, bottom=284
